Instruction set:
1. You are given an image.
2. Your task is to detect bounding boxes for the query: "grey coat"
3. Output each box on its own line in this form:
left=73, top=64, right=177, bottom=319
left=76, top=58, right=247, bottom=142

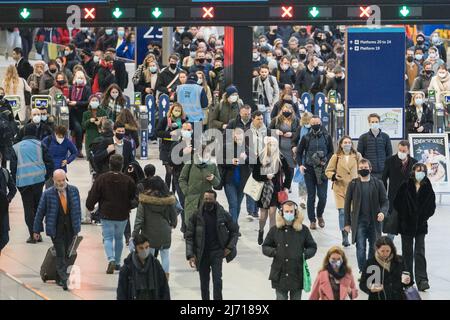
left=344, top=176, right=389, bottom=243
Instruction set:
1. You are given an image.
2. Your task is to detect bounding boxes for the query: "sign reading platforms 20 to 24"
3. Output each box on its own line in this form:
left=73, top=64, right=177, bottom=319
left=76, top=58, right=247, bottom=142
left=346, top=27, right=406, bottom=140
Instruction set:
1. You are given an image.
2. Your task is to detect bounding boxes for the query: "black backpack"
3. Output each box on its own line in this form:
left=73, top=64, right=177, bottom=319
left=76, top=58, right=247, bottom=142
left=0, top=111, right=14, bottom=146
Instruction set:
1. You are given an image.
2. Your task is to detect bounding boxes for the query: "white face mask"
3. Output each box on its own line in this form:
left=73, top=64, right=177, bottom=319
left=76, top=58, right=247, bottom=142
left=438, top=72, right=447, bottom=79
left=428, top=53, right=436, bottom=59
left=111, top=93, right=119, bottom=100
left=229, top=95, right=239, bottom=103
left=32, top=115, right=41, bottom=124
left=318, top=66, right=324, bottom=72
left=398, top=152, right=407, bottom=161
left=281, top=64, right=289, bottom=71
left=291, top=62, right=299, bottom=69
left=90, top=101, right=100, bottom=109
left=93, top=56, right=100, bottom=63
left=415, top=98, right=424, bottom=106
left=252, top=52, right=259, bottom=60
left=41, top=115, right=48, bottom=122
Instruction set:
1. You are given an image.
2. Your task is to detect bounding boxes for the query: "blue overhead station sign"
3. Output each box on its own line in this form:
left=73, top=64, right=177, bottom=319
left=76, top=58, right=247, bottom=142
left=346, top=27, right=406, bottom=139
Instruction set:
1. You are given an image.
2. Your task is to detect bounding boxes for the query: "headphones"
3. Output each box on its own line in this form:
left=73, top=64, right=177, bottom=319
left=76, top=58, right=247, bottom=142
left=279, top=200, right=299, bottom=216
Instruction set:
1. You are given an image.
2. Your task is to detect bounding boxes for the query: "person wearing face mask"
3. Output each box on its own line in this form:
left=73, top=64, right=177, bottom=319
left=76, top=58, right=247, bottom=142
left=405, top=48, right=421, bottom=90
left=295, top=55, right=324, bottom=111
left=155, top=54, right=182, bottom=100
left=157, top=103, right=186, bottom=191
left=262, top=200, right=317, bottom=300
left=48, top=72, right=70, bottom=111
left=101, top=84, right=126, bottom=122
left=319, top=42, right=335, bottom=62
left=425, top=47, right=445, bottom=74
left=82, top=95, right=107, bottom=159
left=33, top=169, right=82, bottom=290
left=324, top=65, right=346, bottom=103
left=74, top=27, right=95, bottom=51
left=104, top=47, right=128, bottom=92
left=411, top=61, right=434, bottom=96
left=252, top=46, right=268, bottom=69
left=196, top=70, right=213, bottom=124
left=42, top=126, right=77, bottom=186
left=382, top=140, right=418, bottom=239
left=430, top=32, right=447, bottom=64
left=296, top=116, right=334, bottom=229
left=39, top=60, right=59, bottom=95
left=325, top=136, right=361, bottom=247
left=405, top=92, right=433, bottom=135
left=96, top=28, right=118, bottom=52
left=393, top=163, right=435, bottom=292
left=359, top=236, right=412, bottom=300
left=15, top=107, right=52, bottom=142
left=62, top=44, right=81, bottom=73
left=10, top=123, right=54, bottom=244
left=117, top=234, right=170, bottom=300
left=210, top=86, right=243, bottom=131
left=79, top=49, right=96, bottom=80
left=68, top=71, right=92, bottom=158
left=428, top=64, right=450, bottom=104
left=175, top=31, right=195, bottom=60
left=209, top=58, right=226, bottom=97
left=186, top=190, right=239, bottom=300
left=136, top=60, right=159, bottom=102
left=117, top=32, right=136, bottom=61
left=414, top=33, right=429, bottom=53
left=189, top=50, right=213, bottom=83
left=344, top=159, right=389, bottom=274
left=86, top=154, right=137, bottom=274
left=179, top=144, right=221, bottom=224
left=27, top=61, right=46, bottom=96
left=273, top=56, right=296, bottom=90
left=310, top=247, right=358, bottom=300
left=357, top=114, right=393, bottom=179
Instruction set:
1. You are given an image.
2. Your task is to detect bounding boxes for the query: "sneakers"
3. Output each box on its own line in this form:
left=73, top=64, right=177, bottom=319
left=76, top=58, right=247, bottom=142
left=257, top=230, right=264, bottom=245
left=106, top=261, right=116, bottom=274
left=318, top=217, right=325, bottom=228
left=310, top=222, right=317, bottom=230
left=57, top=279, right=68, bottom=291
left=418, top=281, right=430, bottom=292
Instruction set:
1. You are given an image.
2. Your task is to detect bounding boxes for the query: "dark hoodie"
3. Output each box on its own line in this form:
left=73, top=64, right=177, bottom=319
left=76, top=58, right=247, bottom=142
left=133, top=192, right=177, bottom=249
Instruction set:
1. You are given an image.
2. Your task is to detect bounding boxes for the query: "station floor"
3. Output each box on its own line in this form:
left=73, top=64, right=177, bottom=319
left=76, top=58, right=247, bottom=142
left=1, top=148, right=449, bottom=300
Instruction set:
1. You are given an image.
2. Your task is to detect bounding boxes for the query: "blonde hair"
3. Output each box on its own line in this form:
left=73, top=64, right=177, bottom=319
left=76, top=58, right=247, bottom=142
left=275, top=103, right=296, bottom=125
left=300, top=111, right=313, bottom=126
left=321, top=246, right=352, bottom=274
left=196, top=71, right=209, bottom=93
left=260, top=136, right=282, bottom=175
left=72, top=70, right=87, bottom=85
left=4, top=65, right=19, bottom=95
left=168, top=102, right=186, bottom=119
left=409, top=92, right=425, bottom=107
left=144, top=60, right=159, bottom=83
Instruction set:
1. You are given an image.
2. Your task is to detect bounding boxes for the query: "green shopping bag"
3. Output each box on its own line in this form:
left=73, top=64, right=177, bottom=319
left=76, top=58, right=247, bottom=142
left=303, top=254, right=311, bottom=293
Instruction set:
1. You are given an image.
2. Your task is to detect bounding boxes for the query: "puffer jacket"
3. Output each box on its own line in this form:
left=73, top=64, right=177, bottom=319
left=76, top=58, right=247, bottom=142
left=132, top=192, right=177, bottom=249
left=262, top=210, right=317, bottom=291
left=357, top=130, right=393, bottom=174
left=185, top=203, right=239, bottom=270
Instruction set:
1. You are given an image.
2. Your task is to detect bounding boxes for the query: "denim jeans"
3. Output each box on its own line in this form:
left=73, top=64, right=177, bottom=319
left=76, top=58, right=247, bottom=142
left=263, top=110, right=271, bottom=127
left=224, top=182, right=245, bottom=223
left=304, top=170, right=328, bottom=222
left=276, top=289, right=302, bottom=300
left=101, top=219, right=128, bottom=265
left=356, top=222, right=381, bottom=272
left=150, top=248, right=170, bottom=273
left=338, top=208, right=345, bottom=231
left=246, top=194, right=257, bottom=215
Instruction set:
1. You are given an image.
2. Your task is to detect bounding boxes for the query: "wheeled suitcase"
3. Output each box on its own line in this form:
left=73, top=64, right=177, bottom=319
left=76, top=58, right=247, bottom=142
left=40, top=236, right=83, bottom=283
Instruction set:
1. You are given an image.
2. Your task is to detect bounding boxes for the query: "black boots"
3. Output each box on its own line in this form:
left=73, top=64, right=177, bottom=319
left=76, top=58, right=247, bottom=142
left=342, top=230, right=350, bottom=247
left=258, top=230, right=264, bottom=245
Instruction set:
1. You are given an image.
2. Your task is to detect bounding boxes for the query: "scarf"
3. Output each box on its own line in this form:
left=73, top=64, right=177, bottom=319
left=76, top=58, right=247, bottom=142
left=436, top=73, right=450, bottom=92
left=326, top=263, right=347, bottom=280
left=71, top=85, right=84, bottom=101
left=375, top=252, right=393, bottom=272
left=131, top=252, right=156, bottom=292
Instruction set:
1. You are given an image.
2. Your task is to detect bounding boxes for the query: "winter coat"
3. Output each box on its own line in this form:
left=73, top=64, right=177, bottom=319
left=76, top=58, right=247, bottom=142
left=357, top=130, right=393, bottom=174
left=3, top=77, right=31, bottom=122
left=156, top=116, right=185, bottom=163
left=272, top=67, right=296, bottom=89
left=253, top=75, right=280, bottom=108
left=92, top=134, right=135, bottom=175
left=382, top=155, right=418, bottom=204
left=38, top=71, right=56, bottom=95
left=325, top=152, right=361, bottom=208
left=262, top=211, right=317, bottom=291
left=209, top=98, right=243, bottom=131
left=226, top=115, right=252, bottom=132
left=133, top=193, right=177, bottom=249
left=125, top=124, right=140, bottom=150
left=86, top=171, right=136, bottom=221
left=411, top=70, right=434, bottom=96
left=185, top=203, right=239, bottom=269
left=310, top=270, right=358, bottom=300
left=428, top=73, right=450, bottom=104
left=359, top=255, right=408, bottom=300
left=82, top=107, right=108, bottom=155
left=41, top=134, right=78, bottom=172
left=393, top=177, right=436, bottom=236
left=405, top=104, right=433, bottom=134
left=295, top=67, right=325, bottom=97
left=68, top=85, right=91, bottom=125
left=344, top=176, right=389, bottom=244
left=117, top=253, right=170, bottom=300
left=179, top=162, right=221, bottom=223
left=33, top=185, right=82, bottom=238
left=155, top=67, right=181, bottom=96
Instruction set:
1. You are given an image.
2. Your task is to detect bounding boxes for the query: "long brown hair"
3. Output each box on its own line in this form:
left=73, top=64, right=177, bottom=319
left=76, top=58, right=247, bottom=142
left=321, top=246, right=352, bottom=274
left=116, top=108, right=139, bottom=129
left=336, top=135, right=357, bottom=155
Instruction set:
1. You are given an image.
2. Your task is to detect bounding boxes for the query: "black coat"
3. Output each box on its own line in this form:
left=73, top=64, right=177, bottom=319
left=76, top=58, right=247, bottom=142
left=382, top=155, right=418, bottom=203
left=156, top=117, right=185, bottom=163
left=117, top=253, right=170, bottom=300
left=405, top=104, right=433, bottom=134
left=68, top=85, right=92, bottom=124
left=92, top=133, right=135, bottom=175
left=393, top=177, right=436, bottom=236
left=262, top=213, right=317, bottom=291
left=16, top=58, right=33, bottom=80
left=357, top=130, right=393, bottom=174
left=185, top=204, right=239, bottom=270
left=113, top=60, right=128, bottom=91
left=360, top=255, right=407, bottom=300
left=155, top=67, right=181, bottom=96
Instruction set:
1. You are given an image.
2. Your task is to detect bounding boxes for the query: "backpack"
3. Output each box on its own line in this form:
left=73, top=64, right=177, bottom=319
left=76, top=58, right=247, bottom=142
left=87, top=140, right=102, bottom=174
left=0, top=111, right=14, bottom=146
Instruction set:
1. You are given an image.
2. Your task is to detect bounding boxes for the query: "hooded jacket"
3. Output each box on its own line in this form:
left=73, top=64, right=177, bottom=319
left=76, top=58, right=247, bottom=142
left=133, top=192, right=177, bottom=249
left=262, top=210, right=317, bottom=291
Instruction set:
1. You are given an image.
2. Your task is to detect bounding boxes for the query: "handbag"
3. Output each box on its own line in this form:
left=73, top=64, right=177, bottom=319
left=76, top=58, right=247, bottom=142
left=244, top=175, right=264, bottom=201
left=303, top=254, right=311, bottom=293
left=382, top=208, right=399, bottom=235
left=403, top=286, right=421, bottom=300
left=277, top=172, right=288, bottom=203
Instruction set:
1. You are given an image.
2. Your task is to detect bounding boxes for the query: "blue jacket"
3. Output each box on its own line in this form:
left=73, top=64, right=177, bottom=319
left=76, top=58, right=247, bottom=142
left=357, top=130, right=393, bottom=174
left=42, top=135, right=78, bottom=172
left=117, top=40, right=135, bottom=60
left=33, top=185, right=82, bottom=238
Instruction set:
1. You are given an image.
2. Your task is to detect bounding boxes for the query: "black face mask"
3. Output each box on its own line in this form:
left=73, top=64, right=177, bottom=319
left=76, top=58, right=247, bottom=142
left=425, top=70, right=433, bottom=75
left=0, top=95, right=4, bottom=100
left=299, top=53, right=307, bottom=60
left=203, top=201, right=216, bottom=212
left=197, top=58, right=205, bottom=64
left=416, top=39, right=424, bottom=45
left=282, top=111, right=292, bottom=117
left=169, top=63, right=178, bottom=69
left=49, top=68, right=57, bottom=73
left=115, top=133, right=125, bottom=140
left=57, top=80, right=66, bottom=86
left=311, top=124, right=321, bottom=131
left=206, top=59, right=212, bottom=63
left=406, top=56, right=414, bottom=63
left=358, top=169, right=370, bottom=177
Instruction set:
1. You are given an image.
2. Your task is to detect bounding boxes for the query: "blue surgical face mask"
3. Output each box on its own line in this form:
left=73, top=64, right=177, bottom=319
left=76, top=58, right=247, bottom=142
left=304, top=124, right=311, bottom=129
left=330, top=259, right=343, bottom=268
left=283, top=212, right=295, bottom=222
left=181, top=130, right=192, bottom=139
left=370, top=123, right=380, bottom=130
left=415, top=171, right=426, bottom=182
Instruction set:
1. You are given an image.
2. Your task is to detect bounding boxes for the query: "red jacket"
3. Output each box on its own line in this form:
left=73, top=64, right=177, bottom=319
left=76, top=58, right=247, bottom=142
left=309, top=270, right=359, bottom=300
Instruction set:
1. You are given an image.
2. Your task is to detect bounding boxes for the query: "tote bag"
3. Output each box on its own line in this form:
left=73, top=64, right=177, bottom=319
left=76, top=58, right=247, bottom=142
left=303, top=254, right=311, bottom=293
left=244, top=175, right=264, bottom=201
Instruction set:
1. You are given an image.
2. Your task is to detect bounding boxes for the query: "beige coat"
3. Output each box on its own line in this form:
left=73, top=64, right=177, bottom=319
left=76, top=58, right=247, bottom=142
left=325, top=152, right=361, bottom=209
